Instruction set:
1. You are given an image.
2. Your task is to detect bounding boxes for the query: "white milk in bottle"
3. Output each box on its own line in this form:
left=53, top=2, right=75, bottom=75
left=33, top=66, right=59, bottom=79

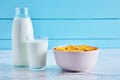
left=12, top=8, right=34, bottom=67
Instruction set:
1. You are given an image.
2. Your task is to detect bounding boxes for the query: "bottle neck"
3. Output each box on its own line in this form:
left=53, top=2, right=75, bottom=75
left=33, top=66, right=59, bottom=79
left=15, top=8, right=29, bottom=18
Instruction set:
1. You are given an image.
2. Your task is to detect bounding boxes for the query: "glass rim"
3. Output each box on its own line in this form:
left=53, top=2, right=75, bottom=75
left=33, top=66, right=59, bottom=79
left=34, top=36, right=48, bottom=39
left=26, top=36, right=48, bottom=42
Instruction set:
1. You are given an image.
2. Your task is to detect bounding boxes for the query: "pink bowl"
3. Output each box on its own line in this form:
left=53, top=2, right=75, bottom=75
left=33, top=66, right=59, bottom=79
left=53, top=49, right=99, bottom=72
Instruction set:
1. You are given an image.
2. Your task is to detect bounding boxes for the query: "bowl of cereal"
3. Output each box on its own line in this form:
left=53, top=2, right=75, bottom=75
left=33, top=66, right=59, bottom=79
left=53, top=44, right=99, bottom=72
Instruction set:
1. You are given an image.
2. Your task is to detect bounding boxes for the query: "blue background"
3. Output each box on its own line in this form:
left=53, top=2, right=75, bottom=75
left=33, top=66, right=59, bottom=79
left=0, top=0, right=120, bottom=49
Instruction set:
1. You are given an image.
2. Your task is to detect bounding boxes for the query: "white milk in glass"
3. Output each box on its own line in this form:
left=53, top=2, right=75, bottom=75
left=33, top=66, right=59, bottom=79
left=27, top=38, right=48, bottom=70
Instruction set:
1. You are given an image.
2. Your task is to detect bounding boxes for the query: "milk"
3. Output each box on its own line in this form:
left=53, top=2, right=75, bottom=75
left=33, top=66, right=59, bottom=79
left=12, top=8, right=34, bottom=67
left=27, top=39, right=48, bottom=69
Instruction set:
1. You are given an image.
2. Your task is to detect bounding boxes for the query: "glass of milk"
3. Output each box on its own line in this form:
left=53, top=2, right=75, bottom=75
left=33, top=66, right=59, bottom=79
left=27, top=36, right=48, bottom=70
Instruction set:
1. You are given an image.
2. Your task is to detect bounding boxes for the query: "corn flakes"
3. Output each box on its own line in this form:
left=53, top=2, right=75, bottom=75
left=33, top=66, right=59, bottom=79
left=54, top=44, right=98, bottom=52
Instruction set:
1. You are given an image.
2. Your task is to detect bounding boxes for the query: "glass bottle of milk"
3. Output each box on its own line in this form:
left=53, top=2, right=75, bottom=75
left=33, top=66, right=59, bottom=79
left=12, top=8, right=34, bottom=67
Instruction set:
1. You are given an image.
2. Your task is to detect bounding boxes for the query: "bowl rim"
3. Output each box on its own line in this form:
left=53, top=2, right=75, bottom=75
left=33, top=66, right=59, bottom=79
left=52, top=45, right=100, bottom=53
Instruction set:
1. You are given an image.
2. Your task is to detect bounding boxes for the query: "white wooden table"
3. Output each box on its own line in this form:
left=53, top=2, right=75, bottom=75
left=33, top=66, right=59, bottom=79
left=0, top=49, right=120, bottom=80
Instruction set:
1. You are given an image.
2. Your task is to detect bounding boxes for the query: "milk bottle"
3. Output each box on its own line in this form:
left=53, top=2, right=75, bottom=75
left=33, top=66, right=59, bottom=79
left=12, top=8, right=34, bottom=67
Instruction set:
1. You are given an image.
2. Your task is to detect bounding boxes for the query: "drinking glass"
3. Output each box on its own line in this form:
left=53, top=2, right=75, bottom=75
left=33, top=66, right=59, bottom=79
left=27, top=36, right=48, bottom=70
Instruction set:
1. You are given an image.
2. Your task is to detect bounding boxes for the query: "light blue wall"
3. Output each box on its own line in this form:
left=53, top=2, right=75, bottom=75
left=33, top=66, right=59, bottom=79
left=0, top=0, right=120, bottom=49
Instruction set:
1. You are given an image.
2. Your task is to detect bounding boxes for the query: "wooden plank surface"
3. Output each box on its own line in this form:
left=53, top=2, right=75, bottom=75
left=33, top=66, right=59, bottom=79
left=0, top=20, right=120, bottom=39
left=0, top=0, right=120, bottom=18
